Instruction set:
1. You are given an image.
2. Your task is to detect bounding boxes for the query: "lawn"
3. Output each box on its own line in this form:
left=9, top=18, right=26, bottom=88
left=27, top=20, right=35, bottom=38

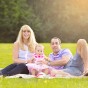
left=0, top=43, right=88, bottom=88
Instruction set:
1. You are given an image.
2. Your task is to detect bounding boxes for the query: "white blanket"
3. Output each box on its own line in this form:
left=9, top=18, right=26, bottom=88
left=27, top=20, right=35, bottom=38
left=5, top=74, right=73, bottom=79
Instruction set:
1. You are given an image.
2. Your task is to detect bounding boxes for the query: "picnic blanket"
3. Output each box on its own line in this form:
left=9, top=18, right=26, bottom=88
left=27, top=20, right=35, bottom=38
left=0, top=68, right=82, bottom=79
left=5, top=74, right=72, bottom=79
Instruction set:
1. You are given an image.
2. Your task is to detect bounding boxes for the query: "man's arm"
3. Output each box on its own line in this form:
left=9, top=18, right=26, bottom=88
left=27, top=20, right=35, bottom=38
left=48, top=55, right=70, bottom=66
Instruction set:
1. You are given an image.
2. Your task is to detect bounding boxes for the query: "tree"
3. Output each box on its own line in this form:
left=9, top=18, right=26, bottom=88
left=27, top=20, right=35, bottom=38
left=0, top=0, right=42, bottom=42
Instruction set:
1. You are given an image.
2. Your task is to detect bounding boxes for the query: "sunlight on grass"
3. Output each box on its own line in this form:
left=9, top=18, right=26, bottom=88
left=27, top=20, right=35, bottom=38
left=0, top=43, right=13, bottom=68
left=62, top=43, right=76, bottom=55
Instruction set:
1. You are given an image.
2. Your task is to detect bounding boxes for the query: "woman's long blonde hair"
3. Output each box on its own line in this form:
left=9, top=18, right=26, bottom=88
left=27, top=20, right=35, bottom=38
left=16, top=25, right=37, bottom=52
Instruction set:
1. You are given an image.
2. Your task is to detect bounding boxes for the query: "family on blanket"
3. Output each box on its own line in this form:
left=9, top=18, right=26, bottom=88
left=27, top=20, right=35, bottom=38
left=0, top=24, right=88, bottom=78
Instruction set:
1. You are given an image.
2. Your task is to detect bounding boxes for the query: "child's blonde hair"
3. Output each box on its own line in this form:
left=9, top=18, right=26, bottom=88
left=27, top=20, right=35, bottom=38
left=35, top=44, right=44, bottom=51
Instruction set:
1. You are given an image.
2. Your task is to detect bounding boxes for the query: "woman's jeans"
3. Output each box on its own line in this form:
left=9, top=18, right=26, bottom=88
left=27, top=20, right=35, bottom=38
left=1, top=63, right=29, bottom=76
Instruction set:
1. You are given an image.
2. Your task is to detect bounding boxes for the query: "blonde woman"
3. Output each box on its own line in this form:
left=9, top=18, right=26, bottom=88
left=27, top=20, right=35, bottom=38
left=0, top=25, right=37, bottom=76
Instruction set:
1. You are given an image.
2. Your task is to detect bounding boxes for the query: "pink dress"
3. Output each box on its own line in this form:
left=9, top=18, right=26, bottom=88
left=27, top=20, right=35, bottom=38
left=26, top=54, right=49, bottom=72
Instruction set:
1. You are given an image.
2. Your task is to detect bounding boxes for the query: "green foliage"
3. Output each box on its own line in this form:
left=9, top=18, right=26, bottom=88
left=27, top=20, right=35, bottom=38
left=1, top=0, right=88, bottom=42
left=0, top=0, right=42, bottom=42
left=28, top=0, right=88, bottom=42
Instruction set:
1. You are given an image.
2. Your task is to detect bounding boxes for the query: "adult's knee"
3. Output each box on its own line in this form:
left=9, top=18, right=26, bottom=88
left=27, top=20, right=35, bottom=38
left=77, top=39, right=87, bottom=46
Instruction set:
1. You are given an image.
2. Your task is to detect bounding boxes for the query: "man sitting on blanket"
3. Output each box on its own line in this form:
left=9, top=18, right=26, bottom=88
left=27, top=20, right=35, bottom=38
left=41, top=37, right=88, bottom=76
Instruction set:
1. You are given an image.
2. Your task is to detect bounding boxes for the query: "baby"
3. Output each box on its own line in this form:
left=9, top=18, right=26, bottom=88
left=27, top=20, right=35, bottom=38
left=26, top=44, right=49, bottom=76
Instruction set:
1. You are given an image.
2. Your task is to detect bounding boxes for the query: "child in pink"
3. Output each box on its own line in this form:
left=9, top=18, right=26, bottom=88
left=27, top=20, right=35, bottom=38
left=26, top=44, right=49, bottom=76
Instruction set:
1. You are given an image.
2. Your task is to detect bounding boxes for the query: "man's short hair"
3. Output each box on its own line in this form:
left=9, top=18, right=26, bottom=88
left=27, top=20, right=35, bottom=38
left=51, top=37, right=61, bottom=44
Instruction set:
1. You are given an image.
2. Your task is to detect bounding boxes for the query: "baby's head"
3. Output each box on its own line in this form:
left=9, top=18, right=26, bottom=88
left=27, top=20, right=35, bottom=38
left=35, top=44, right=44, bottom=55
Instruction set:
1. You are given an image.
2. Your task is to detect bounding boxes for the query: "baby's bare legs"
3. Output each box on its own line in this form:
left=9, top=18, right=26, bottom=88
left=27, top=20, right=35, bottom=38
left=42, top=68, right=50, bottom=75
left=31, top=69, right=38, bottom=76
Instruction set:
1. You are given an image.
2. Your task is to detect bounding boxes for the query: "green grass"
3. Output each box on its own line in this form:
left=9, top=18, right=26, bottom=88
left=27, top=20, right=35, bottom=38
left=0, top=43, right=88, bottom=88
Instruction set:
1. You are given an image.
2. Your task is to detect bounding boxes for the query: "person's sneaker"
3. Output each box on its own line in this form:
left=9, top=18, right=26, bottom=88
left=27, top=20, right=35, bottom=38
left=83, top=72, right=88, bottom=76
left=83, top=70, right=88, bottom=76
